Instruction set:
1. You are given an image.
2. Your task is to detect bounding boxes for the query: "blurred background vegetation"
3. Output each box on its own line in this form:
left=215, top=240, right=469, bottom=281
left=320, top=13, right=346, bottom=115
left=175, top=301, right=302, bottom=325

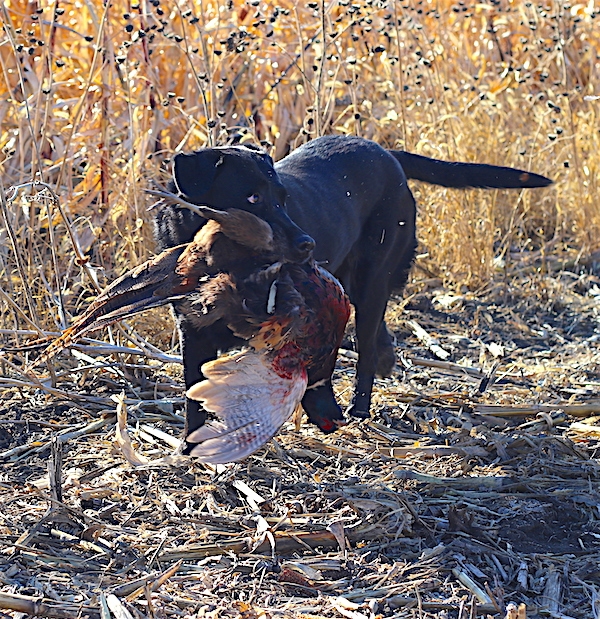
left=0, top=0, right=597, bottom=342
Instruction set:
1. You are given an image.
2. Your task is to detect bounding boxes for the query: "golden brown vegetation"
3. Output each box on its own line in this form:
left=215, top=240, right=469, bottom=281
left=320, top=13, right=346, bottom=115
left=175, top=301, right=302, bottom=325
left=0, top=0, right=598, bottom=336
left=2, top=4, right=600, bottom=617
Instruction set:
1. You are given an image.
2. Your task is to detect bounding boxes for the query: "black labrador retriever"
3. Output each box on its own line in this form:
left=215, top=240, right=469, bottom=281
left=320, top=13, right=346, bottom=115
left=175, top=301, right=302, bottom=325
left=154, top=134, right=551, bottom=449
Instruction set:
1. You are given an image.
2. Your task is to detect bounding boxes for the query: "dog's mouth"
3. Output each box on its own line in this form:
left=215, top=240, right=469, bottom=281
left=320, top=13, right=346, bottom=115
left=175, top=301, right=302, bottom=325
left=284, top=249, right=314, bottom=266
left=274, top=235, right=314, bottom=265
left=290, top=234, right=316, bottom=263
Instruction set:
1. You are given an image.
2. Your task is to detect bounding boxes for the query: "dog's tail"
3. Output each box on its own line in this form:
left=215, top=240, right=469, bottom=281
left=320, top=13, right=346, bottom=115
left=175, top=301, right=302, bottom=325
left=391, top=151, right=552, bottom=189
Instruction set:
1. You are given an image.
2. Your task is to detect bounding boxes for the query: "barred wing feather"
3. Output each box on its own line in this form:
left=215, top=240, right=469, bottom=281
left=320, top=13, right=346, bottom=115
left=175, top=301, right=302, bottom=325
left=186, top=350, right=308, bottom=463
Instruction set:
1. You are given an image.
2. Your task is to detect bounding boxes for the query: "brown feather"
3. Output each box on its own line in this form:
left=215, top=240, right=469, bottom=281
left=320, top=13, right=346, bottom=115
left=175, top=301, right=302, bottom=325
left=36, top=209, right=279, bottom=365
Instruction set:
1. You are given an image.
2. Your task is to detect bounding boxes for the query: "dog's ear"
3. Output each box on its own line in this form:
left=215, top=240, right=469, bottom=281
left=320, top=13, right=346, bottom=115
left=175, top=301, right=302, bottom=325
left=173, top=150, right=225, bottom=199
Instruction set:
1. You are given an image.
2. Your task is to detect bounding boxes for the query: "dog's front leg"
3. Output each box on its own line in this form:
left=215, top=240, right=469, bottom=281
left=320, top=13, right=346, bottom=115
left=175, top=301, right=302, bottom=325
left=301, top=379, right=346, bottom=432
left=175, top=313, right=242, bottom=453
left=177, top=317, right=210, bottom=436
left=348, top=369, right=375, bottom=419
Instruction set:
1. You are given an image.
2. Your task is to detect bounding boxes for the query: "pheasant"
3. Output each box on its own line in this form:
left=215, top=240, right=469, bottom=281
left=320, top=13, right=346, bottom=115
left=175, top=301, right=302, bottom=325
left=39, top=204, right=350, bottom=462
left=186, top=261, right=350, bottom=462
left=39, top=205, right=280, bottom=357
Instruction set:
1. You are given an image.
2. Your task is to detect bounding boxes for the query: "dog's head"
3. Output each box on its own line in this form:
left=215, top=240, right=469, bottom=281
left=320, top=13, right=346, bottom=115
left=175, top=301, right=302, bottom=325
left=172, top=144, right=315, bottom=263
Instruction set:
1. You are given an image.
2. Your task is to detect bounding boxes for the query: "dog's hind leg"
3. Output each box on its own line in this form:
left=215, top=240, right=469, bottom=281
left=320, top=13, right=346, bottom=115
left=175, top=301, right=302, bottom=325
left=376, top=322, right=396, bottom=377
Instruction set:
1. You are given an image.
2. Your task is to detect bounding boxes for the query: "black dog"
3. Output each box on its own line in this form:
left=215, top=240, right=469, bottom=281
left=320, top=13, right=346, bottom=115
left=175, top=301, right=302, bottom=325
left=154, top=135, right=551, bottom=448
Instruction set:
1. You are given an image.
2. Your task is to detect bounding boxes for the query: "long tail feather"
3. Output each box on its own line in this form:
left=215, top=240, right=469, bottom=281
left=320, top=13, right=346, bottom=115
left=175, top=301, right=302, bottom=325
left=39, top=245, right=188, bottom=362
left=186, top=350, right=308, bottom=463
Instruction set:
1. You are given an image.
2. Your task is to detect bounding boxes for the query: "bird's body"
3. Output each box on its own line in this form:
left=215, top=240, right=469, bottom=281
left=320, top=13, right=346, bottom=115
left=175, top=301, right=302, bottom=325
left=187, top=260, right=351, bottom=462
left=40, top=206, right=350, bottom=462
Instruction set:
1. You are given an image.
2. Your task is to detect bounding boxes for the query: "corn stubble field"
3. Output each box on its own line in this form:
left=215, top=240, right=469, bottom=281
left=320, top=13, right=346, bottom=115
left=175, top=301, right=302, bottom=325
left=1, top=0, right=600, bottom=617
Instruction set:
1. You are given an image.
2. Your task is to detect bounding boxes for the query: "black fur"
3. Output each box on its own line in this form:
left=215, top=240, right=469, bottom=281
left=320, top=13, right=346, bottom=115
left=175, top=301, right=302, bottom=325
left=154, top=135, right=551, bottom=448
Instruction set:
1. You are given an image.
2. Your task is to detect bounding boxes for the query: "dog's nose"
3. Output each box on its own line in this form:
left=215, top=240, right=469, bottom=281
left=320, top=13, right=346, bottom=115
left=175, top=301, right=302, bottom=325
left=296, top=234, right=315, bottom=257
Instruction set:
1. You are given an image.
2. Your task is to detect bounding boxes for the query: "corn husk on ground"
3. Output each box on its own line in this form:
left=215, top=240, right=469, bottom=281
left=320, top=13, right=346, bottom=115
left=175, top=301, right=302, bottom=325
left=1, top=0, right=600, bottom=617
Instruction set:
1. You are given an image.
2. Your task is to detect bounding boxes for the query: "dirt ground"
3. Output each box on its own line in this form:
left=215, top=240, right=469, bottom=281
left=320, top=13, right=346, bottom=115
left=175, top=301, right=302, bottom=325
left=1, top=257, right=600, bottom=619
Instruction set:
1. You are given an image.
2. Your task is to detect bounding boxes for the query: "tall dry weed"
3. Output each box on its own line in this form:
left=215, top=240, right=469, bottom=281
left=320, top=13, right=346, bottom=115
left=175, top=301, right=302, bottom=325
left=0, top=0, right=597, bottom=341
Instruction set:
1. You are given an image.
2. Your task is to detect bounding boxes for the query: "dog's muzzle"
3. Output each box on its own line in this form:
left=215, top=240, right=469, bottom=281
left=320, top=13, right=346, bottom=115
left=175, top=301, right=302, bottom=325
left=295, top=234, right=316, bottom=261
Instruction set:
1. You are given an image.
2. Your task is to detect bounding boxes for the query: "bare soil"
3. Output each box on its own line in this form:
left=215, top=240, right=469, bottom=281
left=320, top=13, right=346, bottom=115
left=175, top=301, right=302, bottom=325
left=1, top=259, right=600, bottom=618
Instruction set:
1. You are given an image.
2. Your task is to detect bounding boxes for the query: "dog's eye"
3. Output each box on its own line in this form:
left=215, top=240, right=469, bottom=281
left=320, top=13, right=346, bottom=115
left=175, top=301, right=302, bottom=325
left=247, top=193, right=260, bottom=204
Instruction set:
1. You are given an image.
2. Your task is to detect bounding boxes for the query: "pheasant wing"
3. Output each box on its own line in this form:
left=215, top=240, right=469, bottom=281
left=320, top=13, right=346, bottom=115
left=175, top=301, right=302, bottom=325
left=186, top=349, right=308, bottom=463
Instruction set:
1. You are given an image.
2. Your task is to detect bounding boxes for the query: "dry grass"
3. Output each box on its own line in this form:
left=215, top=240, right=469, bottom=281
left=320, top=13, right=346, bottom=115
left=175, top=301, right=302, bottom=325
left=1, top=1, right=600, bottom=617
left=2, top=271, right=600, bottom=618
left=0, top=0, right=598, bottom=336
